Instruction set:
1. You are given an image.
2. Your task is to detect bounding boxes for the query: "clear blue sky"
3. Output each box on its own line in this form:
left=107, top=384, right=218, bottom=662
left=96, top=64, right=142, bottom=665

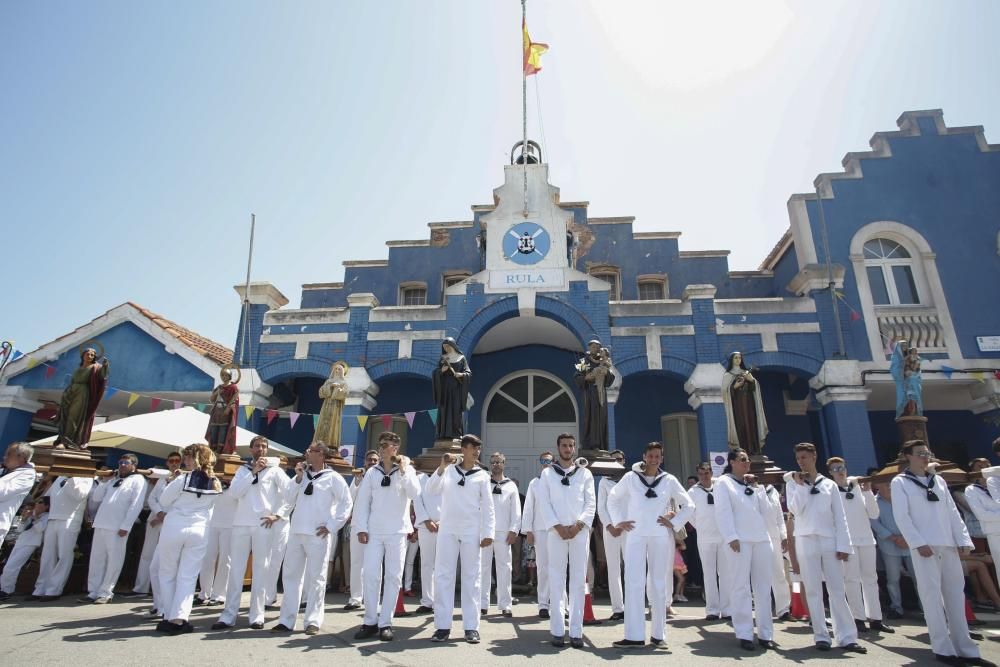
left=3, top=0, right=998, bottom=355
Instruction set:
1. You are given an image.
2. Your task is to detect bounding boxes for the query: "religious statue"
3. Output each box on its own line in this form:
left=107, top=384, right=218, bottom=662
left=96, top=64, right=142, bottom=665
left=315, top=361, right=350, bottom=446
left=55, top=342, right=110, bottom=450
left=206, top=365, right=240, bottom=454
left=431, top=338, right=471, bottom=440
left=721, top=351, right=768, bottom=455
left=890, top=338, right=923, bottom=418
left=574, top=339, right=615, bottom=451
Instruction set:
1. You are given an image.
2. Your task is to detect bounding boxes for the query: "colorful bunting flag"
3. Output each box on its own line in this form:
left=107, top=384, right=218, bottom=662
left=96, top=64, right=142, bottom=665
left=972, top=371, right=988, bottom=383
left=312, top=415, right=320, bottom=430
left=357, top=415, right=369, bottom=431
left=427, top=408, right=438, bottom=425
left=266, top=409, right=278, bottom=425
left=995, top=371, right=1000, bottom=382
left=150, top=398, right=161, bottom=410
left=11, top=350, right=23, bottom=360
left=244, top=405, right=255, bottom=420
left=26, top=357, right=40, bottom=370
left=404, top=412, right=416, bottom=428
left=105, top=387, right=118, bottom=400
left=289, top=412, right=300, bottom=428
left=849, top=310, right=861, bottom=322
left=941, top=365, right=955, bottom=379
left=173, top=400, right=184, bottom=410
left=381, top=414, right=393, bottom=431
left=197, top=403, right=206, bottom=412
left=128, top=393, right=140, bottom=408
left=44, top=365, right=56, bottom=379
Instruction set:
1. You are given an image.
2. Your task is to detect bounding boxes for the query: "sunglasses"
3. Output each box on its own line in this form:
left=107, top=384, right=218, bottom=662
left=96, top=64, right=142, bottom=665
left=540, top=459, right=553, bottom=465
left=914, top=451, right=933, bottom=459
left=829, top=465, right=846, bottom=473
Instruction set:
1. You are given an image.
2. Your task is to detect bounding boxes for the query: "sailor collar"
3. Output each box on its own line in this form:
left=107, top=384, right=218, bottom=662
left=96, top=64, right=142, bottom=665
left=492, top=478, right=512, bottom=494
left=636, top=469, right=667, bottom=498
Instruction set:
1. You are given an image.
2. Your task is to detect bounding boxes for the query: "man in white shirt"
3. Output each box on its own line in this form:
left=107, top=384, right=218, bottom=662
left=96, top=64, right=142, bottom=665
left=609, top=442, right=693, bottom=649
left=893, top=440, right=989, bottom=666
left=828, top=456, right=893, bottom=635
left=212, top=436, right=291, bottom=630
left=480, top=451, right=520, bottom=619
left=428, top=435, right=495, bottom=643
left=124, top=451, right=182, bottom=598
left=271, top=442, right=352, bottom=635
left=197, top=477, right=236, bottom=605
left=520, top=452, right=554, bottom=619
left=533, top=433, right=596, bottom=649
left=0, top=497, right=49, bottom=597
left=413, top=465, right=442, bottom=615
left=762, top=480, right=790, bottom=621
left=714, top=448, right=776, bottom=652
left=33, top=474, right=93, bottom=600
left=352, top=432, right=420, bottom=642
left=596, top=450, right=626, bottom=622
left=79, top=454, right=147, bottom=604
left=0, top=443, right=37, bottom=545
left=344, top=449, right=380, bottom=611
left=785, top=442, right=865, bottom=653
left=689, top=461, right=728, bottom=621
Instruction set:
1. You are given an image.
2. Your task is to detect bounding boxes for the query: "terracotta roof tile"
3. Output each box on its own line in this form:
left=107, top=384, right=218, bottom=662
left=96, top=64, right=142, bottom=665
left=127, top=302, right=233, bottom=366
left=758, top=228, right=792, bottom=271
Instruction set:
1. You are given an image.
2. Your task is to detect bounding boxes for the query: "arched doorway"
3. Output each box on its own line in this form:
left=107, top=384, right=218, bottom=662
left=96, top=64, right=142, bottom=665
left=482, top=370, right=578, bottom=486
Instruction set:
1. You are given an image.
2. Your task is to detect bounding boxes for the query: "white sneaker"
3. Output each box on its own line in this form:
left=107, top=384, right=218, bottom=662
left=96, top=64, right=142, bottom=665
left=673, top=594, right=688, bottom=603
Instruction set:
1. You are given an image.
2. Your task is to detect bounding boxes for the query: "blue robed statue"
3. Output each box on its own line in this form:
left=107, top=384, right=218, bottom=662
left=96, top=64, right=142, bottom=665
left=890, top=338, right=923, bottom=418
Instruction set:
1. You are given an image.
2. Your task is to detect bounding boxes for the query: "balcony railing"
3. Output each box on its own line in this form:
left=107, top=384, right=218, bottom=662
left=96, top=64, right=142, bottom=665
left=875, top=306, right=947, bottom=351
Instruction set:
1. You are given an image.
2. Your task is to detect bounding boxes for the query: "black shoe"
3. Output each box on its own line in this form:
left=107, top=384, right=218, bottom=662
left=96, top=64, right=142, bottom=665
left=740, top=639, right=757, bottom=651
left=24, top=594, right=40, bottom=602
left=613, top=639, right=644, bottom=648
left=119, top=591, right=144, bottom=599
left=249, top=622, right=264, bottom=630
left=76, top=596, right=95, bottom=604
left=430, top=629, right=450, bottom=642
left=855, top=619, right=869, bottom=633
left=379, top=627, right=394, bottom=641
left=539, top=609, right=550, bottom=619
left=933, top=656, right=965, bottom=666
left=550, top=635, right=565, bottom=648
left=608, top=611, right=625, bottom=621
left=759, top=639, right=779, bottom=651
left=480, top=609, right=487, bottom=617
left=841, top=643, right=868, bottom=654
left=502, top=609, right=512, bottom=618
left=815, top=641, right=831, bottom=651
left=870, top=620, right=895, bottom=634
left=415, top=605, right=434, bottom=615
left=38, top=595, right=60, bottom=602
left=271, top=623, right=292, bottom=633
left=210, top=621, right=233, bottom=630
left=156, top=620, right=173, bottom=633
left=264, top=604, right=281, bottom=611
left=465, top=630, right=480, bottom=644
left=970, top=631, right=985, bottom=641
left=886, top=608, right=905, bottom=620
left=343, top=601, right=362, bottom=611
left=965, top=658, right=998, bottom=667
left=775, top=611, right=791, bottom=622
left=570, top=636, right=584, bottom=649
left=192, top=597, right=206, bottom=606
left=354, top=624, right=379, bottom=640
left=650, top=637, right=665, bottom=647
left=165, top=621, right=193, bottom=635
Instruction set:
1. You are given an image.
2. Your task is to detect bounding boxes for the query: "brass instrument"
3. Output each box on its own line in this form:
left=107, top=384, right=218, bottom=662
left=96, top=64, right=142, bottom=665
left=574, top=457, right=589, bottom=468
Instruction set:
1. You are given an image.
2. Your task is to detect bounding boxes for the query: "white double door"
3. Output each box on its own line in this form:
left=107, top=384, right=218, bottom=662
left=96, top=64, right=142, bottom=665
left=482, top=370, right=578, bottom=488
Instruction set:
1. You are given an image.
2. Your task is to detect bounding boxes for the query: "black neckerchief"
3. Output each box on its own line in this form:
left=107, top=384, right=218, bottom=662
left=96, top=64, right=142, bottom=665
left=245, top=460, right=261, bottom=485
left=113, top=472, right=136, bottom=488
left=376, top=464, right=399, bottom=488
left=973, top=482, right=992, bottom=496
left=636, top=469, right=666, bottom=498
left=838, top=481, right=855, bottom=500
left=728, top=473, right=756, bottom=496
left=304, top=466, right=330, bottom=496
left=492, top=478, right=512, bottom=495
left=59, top=478, right=68, bottom=488
left=456, top=465, right=483, bottom=487
left=695, top=484, right=714, bottom=505
left=903, top=469, right=940, bottom=502
left=183, top=471, right=222, bottom=498
left=23, top=519, right=34, bottom=531
left=802, top=473, right=824, bottom=495
left=551, top=463, right=580, bottom=487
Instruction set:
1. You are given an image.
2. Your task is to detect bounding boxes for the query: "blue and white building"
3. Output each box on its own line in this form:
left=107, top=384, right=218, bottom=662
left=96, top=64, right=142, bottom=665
left=2, top=109, right=998, bottom=482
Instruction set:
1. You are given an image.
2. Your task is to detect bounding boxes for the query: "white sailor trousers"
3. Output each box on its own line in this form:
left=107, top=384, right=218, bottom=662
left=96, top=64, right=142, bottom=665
left=157, top=522, right=209, bottom=622
left=34, top=519, right=80, bottom=596
left=87, top=527, right=129, bottom=599
left=133, top=520, right=162, bottom=593
left=198, top=526, right=232, bottom=602
left=416, top=525, right=438, bottom=608
left=279, top=532, right=333, bottom=629
left=434, top=532, right=484, bottom=631
left=0, top=541, right=37, bottom=593
left=602, top=529, right=625, bottom=613
left=348, top=525, right=365, bottom=604
left=533, top=528, right=551, bottom=610
left=362, top=532, right=407, bottom=628
left=219, top=524, right=275, bottom=625
left=623, top=534, right=672, bottom=642
left=698, top=540, right=728, bottom=616
left=795, top=535, right=857, bottom=646
left=911, top=546, right=979, bottom=659
left=480, top=532, right=513, bottom=611
left=263, top=518, right=289, bottom=604
left=546, top=528, right=589, bottom=639
left=722, top=539, right=774, bottom=642
left=768, top=535, right=790, bottom=616
left=844, top=543, right=882, bottom=621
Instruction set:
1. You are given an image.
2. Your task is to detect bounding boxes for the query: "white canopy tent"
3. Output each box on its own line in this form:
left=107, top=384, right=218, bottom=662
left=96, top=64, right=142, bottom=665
left=31, top=406, right=299, bottom=459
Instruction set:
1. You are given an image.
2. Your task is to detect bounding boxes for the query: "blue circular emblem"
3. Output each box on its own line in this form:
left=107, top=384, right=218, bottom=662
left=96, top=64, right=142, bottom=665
left=502, top=222, right=551, bottom=265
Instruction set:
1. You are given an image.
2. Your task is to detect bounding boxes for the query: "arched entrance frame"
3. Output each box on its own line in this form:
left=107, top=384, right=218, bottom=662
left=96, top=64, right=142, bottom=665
left=456, top=295, right=602, bottom=358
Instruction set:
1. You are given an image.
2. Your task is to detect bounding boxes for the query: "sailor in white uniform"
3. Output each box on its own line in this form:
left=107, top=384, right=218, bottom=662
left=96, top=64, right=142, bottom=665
left=271, top=442, right=351, bottom=635
left=0, top=497, right=48, bottom=597
left=128, top=451, right=181, bottom=598
left=197, top=477, right=236, bottom=605
left=480, top=451, right=521, bottom=618
left=413, top=466, right=443, bottom=615
left=966, top=457, right=1000, bottom=582
left=689, top=461, right=728, bottom=620
left=0, top=443, right=37, bottom=545
left=344, top=449, right=380, bottom=611
left=596, top=450, right=626, bottom=622
left=34, top=474, right=92, bottom=599
left=520, top=452, right=555, bottom=619
left=762, top=480, right=790, bottom=620
left=428, top=435, right=495, bottom=643
left=609, top=442, right=693, bottom=649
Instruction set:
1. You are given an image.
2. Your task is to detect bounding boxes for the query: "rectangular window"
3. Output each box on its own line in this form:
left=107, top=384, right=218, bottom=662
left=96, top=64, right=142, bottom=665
left=401, top=287, right=427, bottom=306
left=593, top=273, right=619, bottom=300
left=891, top=265, right=919, bottom=304
left=866, top=266, right=890, bottom=305
left=637, top=281, right=665, bottom=301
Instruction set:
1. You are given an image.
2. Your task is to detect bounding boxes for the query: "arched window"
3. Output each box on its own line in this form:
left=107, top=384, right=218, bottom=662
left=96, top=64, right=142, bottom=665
left=863, top=238, right=919, bottom=305
left=399, top=282, right=427, bottom=306
left=637, top=275, right=668, bottom=301
left=589, top=265, right=621, bottom=300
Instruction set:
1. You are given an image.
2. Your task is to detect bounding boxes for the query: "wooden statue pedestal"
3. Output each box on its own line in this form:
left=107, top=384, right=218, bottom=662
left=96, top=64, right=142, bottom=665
left=32, top=444, right=98, bottom=478
left=896, top=415, right=929, bottom=444
left=214, top=454, right=245, bottom=482
left=750, top=454, right=786, bottom=485
left=414, top=438, right=462, bottom=474
left=578, top=449, right=627, bottom=479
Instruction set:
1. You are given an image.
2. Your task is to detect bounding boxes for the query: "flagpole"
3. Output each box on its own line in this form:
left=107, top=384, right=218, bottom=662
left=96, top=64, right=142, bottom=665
left=239, top=213, right=256, bottom=367
left=522, top=0, right=529, bottom=217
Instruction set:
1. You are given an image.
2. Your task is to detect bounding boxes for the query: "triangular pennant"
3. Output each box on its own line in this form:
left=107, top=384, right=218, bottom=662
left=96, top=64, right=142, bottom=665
left=105, top=387, right=118, bottom=400
left=150, top=398, right=161, bottom=410
left=244, top=405, right=255, bottom=420
left=381, top=414, right=393, bottom=431
left=357, top=415, right=369, bottom=431
left=11, top=350, right=23, bottom=360
left=196, top=403, right=207, bottom=412
left=404, top=411, right=416, bottom=428
left=941, top=365, right=955, bottom=379
left=849, top=310, right=861, bottom=322
left=427, top=408, right=438, bottom=425
left=289, top=412, right=300, bottom=428
left=173, top=400, right=184, bottom=410
left=128, top=393, right=140, bottom=408
left=972, top=371, right=987, bottom=383
left=995, top=371, right=1000, bottom=382
left=44, top=365, right=56, bottom=378
left=266, top=409, right=278, bottom=425
left=312, top=414, right=320, bottom=430
left=26, top=357, right=40, bottom=370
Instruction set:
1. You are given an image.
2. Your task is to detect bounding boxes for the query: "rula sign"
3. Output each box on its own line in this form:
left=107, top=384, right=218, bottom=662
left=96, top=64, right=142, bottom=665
left=489, top=268, right=565, bottom=290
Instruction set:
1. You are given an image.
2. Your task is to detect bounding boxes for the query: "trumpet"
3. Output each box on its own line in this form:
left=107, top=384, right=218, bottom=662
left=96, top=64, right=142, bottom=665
left=575, top=457, right=589, bottom=468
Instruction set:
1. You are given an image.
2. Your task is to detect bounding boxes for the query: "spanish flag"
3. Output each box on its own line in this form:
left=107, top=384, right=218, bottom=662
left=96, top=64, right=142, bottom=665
left=523, top=19, right=548, bottom=76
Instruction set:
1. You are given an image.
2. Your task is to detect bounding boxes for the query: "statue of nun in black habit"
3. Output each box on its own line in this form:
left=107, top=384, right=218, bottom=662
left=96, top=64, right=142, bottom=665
left=431, top=337, right=471, bottom=440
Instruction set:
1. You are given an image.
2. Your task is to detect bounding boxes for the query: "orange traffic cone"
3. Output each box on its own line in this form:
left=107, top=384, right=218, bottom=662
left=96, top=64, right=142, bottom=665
left=394, top=589, right=410, bottom=617
left=582, top=576, right=602, bottom=626
left=789, top=580, right=809, bottom=621
left=965, top=598, right=977, bottom=623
